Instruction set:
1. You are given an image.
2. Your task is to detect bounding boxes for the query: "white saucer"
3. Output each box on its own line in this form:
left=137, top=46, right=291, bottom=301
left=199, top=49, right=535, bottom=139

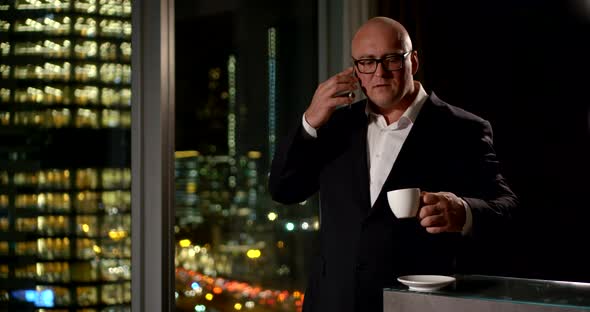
left=397, top=275, right=456, bottom=292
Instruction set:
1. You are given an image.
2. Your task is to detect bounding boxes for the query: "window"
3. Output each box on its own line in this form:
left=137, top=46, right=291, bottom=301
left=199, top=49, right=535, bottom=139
left=174, top=2, right=318, bottom=311
left=0, top=0, right=132, bottom=310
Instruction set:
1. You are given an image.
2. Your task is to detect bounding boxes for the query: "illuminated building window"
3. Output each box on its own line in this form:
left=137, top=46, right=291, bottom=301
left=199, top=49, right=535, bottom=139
left=0, top=0, right=132, bottom=306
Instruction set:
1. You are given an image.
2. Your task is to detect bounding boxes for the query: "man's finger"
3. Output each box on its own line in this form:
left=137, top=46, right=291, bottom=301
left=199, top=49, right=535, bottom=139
left=418, top=204, right=439, bottom=219
left=420, top=214, right=446, bottom=228
left=422, top=192, right=440, bottom=205
left=326, top=95, right=355, bottom=107
left=337, top=66, right=354, bottom=76
left=425, top=226, right=446, bottom=234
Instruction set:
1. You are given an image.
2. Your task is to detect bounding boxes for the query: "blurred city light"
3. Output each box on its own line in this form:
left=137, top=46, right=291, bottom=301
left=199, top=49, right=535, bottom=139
left=285, top=222, right=295, bottom=231
left=246, top=249, right=261, bottom=259
left=267, top=212, right=278, bottom=221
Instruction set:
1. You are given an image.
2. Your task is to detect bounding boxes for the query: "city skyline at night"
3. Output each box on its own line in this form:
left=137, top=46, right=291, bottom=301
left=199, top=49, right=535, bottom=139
left=173, top=1, right=318, bottom=311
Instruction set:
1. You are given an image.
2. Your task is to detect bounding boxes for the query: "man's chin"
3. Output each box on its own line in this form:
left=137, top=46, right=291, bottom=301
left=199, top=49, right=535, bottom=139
left=368, top=95, right=396, bottom=109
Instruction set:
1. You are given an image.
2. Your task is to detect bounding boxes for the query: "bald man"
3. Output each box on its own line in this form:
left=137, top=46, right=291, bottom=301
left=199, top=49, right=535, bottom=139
left=269, top=17, right=518, bottom=312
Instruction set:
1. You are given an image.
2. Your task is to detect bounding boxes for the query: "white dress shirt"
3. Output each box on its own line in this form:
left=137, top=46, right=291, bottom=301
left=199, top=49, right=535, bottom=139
left=365, top=85, right=427, bottom=206
left=302, top=82, right=472, bottom=234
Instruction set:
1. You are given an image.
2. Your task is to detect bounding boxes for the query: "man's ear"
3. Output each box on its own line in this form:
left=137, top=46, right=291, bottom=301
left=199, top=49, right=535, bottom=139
left=411, top=50, right=419, bottom=75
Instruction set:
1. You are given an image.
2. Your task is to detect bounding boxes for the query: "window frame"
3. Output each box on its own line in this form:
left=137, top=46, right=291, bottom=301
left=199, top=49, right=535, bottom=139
left=131, top=0, right=176, bottom=311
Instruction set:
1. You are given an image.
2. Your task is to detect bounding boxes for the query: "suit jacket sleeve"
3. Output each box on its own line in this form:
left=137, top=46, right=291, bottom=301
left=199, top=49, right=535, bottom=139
left=462, top=119, right=519, bottom=238
left=268, top=122, right=324, bottom=205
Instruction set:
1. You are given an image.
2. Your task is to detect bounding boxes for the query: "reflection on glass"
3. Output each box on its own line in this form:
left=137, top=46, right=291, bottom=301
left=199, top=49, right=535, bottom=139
left=102, top=190, right=131, bottom=212
left=102, top=109, right=120, bottom=127
left=75, top=64, right=97, bottom=82
left=74, top=0, right=96, bottom=13
left=31, top=238, right=71, bottom=258
left=0, top=218, right=7, bottom=231
left=76, top=216, right=98, bottom=236
left=16, top=218, right=37, bottom=232
left=75, top=86, right=99, bottom=105
left=102, top=109, right=130, bottom=127
left=76, top=168, right=98, bottom=189
left=14, top=264, right=37, bottom=279
left=99, top=19, right=131, bottom=38
left=102, top=215, right=130, bottom=237
left=75, top=191, right=99, bottom=213
left=15, top=86, right=67, bottom=104
left=100, top=63, right=131, bottom=84
left=76, top=286, right=98, bottom=306
left=99, top=41, right=117, bottom=60
left=99, top=0, right=131, bottom=17
left=121, top=88, right=131, bottom=105
left=75, top=108, right=99, bottom=128
left=102, top=282, right=131, bottom=305
left=102, top=88, right=119, bottom=106
left=71, top=261, right=98, bottom=281
left=101, top=237, right=131, bottom=258
left=0, top=265, right=7, bottom=278
left=14, top=62, right=71, bottom=80
left=15, top=0, right=71, bottom=10
left=76, top=238, right=98, bottom=259
left=102, top=168, right=131, bottom=188
left=0, top=42, right=8, bottom=55
left=75, top=40, right=97, bottom=58
left=14, top=17, right=71, bottom=34
left=0, top=242, right=8, bottom=255
left=36, top=262, right=71, bottom=282
left=120, top=42, right=131, bottom=61
left=0, top=172, right=7, bottom=185
left=100, top=259, right=130, bottom=281
left=0, top=20, right=9, bottom=32
left=74, top=17, right=96, bottom=37
left=15, top=194, right=38, bottom=209
left=0, top=88, right=9, bottom=102
left=13, top=109, right=72, bottom=128
left=38, top=216, right=70, bottom=235
left=1, top=0, right=131, bottom=309
left=15, top=171, right=70, bottom=188
left=0, top=64, right=8, bottom=79
left=14, top=40, right=71, bottom=57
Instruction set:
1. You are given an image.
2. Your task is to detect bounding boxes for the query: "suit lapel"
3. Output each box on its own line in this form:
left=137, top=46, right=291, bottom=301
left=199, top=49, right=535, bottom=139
left=349, top=103, right=372, bottom=216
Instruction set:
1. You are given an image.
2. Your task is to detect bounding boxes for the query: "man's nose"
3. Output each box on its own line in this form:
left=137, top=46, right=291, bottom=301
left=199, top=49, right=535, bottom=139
left=374, top=61, right=387, bottom=77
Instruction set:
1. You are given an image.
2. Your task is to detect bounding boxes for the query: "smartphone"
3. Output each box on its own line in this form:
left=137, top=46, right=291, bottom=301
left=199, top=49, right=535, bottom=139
left=334, top=69, right=358, bottom=99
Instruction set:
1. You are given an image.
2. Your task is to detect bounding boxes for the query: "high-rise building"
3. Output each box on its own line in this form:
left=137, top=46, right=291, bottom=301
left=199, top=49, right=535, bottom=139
left=0, top=1, right=132, bottom=310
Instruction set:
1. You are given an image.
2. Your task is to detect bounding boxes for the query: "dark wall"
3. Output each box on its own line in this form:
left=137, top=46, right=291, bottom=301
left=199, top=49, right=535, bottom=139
left=379, top=0, right=590, bottom=281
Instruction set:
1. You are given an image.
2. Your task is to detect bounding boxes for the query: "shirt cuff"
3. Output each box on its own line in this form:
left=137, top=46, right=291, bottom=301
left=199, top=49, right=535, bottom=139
left=302, top=114, right=318, bottom=139
left=460, top=198, right=473, bottom=236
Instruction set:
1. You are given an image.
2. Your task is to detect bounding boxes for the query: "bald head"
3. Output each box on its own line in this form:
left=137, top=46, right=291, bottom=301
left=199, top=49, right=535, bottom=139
left=350, top=17, right=419, bottom=116
left=352, top=17, right=413, bottom=56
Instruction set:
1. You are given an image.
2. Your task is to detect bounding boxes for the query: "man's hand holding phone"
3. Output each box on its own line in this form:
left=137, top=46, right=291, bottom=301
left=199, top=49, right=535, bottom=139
left=304, top=67, right=359, bottom=129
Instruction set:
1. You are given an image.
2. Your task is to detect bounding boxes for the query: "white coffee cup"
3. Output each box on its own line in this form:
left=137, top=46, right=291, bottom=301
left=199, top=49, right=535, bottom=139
left=387, top=188, right=421, bottom=218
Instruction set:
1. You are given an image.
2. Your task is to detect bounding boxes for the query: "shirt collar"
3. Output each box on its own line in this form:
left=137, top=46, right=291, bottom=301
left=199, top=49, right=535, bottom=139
left=365, top=81, right=428, bottom=129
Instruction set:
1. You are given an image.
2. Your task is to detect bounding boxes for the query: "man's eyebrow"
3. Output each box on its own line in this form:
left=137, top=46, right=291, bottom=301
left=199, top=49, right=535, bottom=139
left=355, top=54, right=377, bottom=59
left=355, top=52, right=405, bottom=59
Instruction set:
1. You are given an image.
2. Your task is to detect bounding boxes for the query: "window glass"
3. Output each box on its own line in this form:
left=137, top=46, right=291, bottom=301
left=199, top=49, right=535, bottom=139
left=174, top=2, right=318, bottom=311
left=0, top=0, right=132, bottom=310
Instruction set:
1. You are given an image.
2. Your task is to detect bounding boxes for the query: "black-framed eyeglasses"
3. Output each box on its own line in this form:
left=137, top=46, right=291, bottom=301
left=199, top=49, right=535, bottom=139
left=352, top=51, right=412, bottom=74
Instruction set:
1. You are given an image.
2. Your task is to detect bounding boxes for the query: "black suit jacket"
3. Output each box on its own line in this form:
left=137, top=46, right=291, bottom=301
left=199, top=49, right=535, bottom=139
left=269, top=92, right=518, bottom=312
